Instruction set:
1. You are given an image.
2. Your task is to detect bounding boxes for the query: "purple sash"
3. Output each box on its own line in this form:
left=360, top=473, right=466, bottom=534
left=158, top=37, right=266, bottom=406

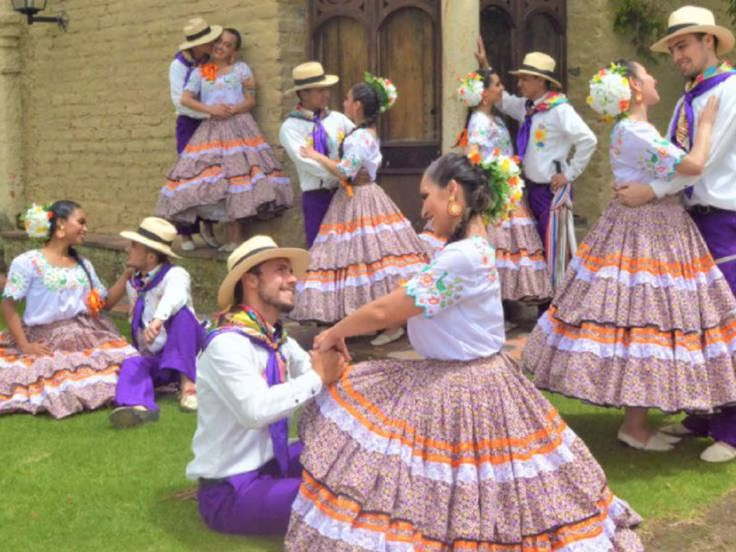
left=204, top=327, right=290, bottom=476
left=670, top=71, right=735, bottom=151
left=129, top=264, right=173, bottom=349
left=174, top=52, right=197, bottom=87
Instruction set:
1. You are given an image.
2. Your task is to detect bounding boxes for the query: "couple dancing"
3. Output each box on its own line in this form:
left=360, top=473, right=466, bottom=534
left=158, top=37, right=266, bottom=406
left=187, top=150, right=643, bottom=549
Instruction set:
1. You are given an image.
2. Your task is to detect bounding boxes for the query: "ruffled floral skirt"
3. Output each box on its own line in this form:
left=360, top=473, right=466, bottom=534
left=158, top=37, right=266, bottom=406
left=487, top=200, right=553, bottom=302
left=0, top=314, right=136, bottom=418
left=523, top=197, right=736, bottom=412
left=156, top=113, right=293, bottom=224
left=291, top=183, right=428, bottom=324
left=286, top=354, right=643, bottom=550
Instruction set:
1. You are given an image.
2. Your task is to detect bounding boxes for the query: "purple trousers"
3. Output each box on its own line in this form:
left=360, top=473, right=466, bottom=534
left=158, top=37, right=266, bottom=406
left=526, top=183, right=554, bottom=258
left=302, top=189, right=335, bottom=248
left=197, top=442, right=304, bottom=535
left=175, top=115, right=204, bottom=237
left=683, top=207, right=736, bottom=446
left=115, top=308, right=204, bottom=411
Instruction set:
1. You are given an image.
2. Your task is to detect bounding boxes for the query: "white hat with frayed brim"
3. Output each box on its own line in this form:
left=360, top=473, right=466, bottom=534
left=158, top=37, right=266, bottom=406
left=120, top=217, right=181, bottom=259
left=287, top=61, right=340, bottom=94
left=217, top=235, right=309, bottom=311
left=178, top=17, right=223, bottom=52
left=509, top=52, right=562, bottom=89
left=651, top=6, right=734, bottom=56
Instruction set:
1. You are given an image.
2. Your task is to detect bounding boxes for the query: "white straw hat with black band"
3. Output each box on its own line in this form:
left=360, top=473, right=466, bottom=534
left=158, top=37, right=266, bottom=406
left=178, top=17, right=224, bottom=52
left=509, top=52, right=563, bottom=89
left=651, top=6, right=734, bottom=56
left=287, top=61, right=340, bottom=94
left=120, top=217, right=181, bottom=259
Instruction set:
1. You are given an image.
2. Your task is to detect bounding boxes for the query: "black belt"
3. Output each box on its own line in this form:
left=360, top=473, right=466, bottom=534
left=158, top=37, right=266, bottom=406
left=199, top=477, right=227, bottom=487
left=688, top=205, right=731, bottom=216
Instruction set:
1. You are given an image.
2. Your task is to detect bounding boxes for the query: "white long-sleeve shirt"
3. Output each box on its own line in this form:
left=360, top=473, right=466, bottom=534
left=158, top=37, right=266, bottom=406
left=125, top=265, right=196, bottom=355
left=169, top=56, right=209, bottom=120
left=648, top=75, right=736, bottom=211
left=186, top=332, right=323, bottom=480
left=279, top=109, right=355, bottom=192
left=499, top=91, right=597, bottom=183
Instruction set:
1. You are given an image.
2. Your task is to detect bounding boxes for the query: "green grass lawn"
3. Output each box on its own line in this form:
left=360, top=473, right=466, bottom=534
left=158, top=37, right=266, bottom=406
left=2, top=317, right=736, bottom=550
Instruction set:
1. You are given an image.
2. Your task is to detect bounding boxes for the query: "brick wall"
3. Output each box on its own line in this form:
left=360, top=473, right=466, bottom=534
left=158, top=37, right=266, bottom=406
left=13, top=0, right=733, bottom=239
left=18, top=0, right=308, bottom=244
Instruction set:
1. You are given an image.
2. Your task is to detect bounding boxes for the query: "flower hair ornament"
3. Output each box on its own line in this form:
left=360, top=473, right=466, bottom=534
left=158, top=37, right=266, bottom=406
left=21, top=203, right=53, bottom=240
left=364, top=72, right=398, bottom=113
left=587, top=63, right=631, bottom=122
left=457, top=71, right=485, bottom=108
left=466, top=146, right=525, bottom=224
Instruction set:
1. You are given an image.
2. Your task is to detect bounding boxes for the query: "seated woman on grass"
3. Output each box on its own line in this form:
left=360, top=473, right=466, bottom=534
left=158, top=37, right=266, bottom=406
left=0, top=200, right=136, bottom=419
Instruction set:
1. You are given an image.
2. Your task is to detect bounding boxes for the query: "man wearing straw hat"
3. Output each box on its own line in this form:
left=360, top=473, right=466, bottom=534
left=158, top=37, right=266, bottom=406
left=109, top=217, right=205, bottom=428
left=476, top=44, right=597, bottom=297
left=170, top=17, right=224, bottom=251
left=186, top=235, right=346, bottom=535
left=280, top=62, right=355, bottom=247
left=616, top=6, right=736, bottom=463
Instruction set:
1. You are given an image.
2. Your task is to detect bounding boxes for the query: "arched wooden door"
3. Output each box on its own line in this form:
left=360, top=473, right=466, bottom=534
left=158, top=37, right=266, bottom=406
left=480, top=0, right=567, bottom=94
left=309, top=0, right=441, bottom=227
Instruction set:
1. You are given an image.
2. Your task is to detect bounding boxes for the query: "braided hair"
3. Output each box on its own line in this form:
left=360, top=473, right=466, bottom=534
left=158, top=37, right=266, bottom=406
left=338, top=82, right=381, bottom=158
left=47, top=200, right=94, bottom=290
left=424, top=153, right=496, bottom=246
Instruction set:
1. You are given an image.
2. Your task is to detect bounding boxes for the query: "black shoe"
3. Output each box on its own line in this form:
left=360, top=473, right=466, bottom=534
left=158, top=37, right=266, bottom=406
left=109, top=406, right=160, bottom=429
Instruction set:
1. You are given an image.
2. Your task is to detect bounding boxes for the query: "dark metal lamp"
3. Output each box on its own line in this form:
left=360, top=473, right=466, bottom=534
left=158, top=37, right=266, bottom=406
left=10, top=1, right=69, bottom=31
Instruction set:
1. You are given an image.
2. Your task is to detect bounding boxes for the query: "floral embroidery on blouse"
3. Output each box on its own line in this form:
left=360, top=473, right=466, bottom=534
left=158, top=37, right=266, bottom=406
left=2, top=250, right=96, bottom=301
left=468, top=112, right=514, bottom=157
left=611, top=120, right=684, bottom=182
left=405, top=236, right=496, bottom=318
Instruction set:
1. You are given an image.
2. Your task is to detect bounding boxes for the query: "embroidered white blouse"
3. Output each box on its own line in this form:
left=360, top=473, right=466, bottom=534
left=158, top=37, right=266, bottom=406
left=648, top=75, right=736, bottom=210
left=186, top=332, right=323, bottom=479
left=405, top=236, right=505, bottom=360
left=125, top=265, right=196, bottom=355
left=279, top=109, right=355, bottom=192
left=467, top=111, right=514, bottom=157
left=610, top=119, right=684, bottom=186
left=184, top=61, right=253, bottom=106
left=2, top=250, right=107, bottom=326
left=337, top=128, right=382, bottom=181
left=499, top=91, right=597, bottom=184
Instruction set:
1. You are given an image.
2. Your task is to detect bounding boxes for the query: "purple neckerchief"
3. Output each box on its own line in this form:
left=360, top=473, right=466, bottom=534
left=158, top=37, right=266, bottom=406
left=129, top=264, right=173, bottom=349
left=204, top=326, right=290, bottom=476
left=174, top=52, right=197, bottom=87
left=287, top=105, right=330, bottom=155
left=516, top=92, right=568, bottom=161
left=670, top=71, right=736, bottom=152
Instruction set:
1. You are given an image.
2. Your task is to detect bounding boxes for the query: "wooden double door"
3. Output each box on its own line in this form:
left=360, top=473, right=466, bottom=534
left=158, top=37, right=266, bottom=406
left=308, top=0, right=566, bottom=227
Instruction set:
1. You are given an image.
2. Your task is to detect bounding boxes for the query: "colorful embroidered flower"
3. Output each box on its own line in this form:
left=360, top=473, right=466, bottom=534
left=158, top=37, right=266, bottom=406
left=534, top=126, right=547, bottom=148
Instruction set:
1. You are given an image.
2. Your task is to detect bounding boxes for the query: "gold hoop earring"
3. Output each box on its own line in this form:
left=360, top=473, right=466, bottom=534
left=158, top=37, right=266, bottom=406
left=447, top=196, right=463, bottom=217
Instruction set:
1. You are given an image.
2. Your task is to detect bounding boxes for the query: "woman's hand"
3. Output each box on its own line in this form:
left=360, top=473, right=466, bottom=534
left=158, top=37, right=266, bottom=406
left=314, top=329, right=351, bottom=361
left=698, top=96, right=719, bottom=129
left=299, top=145, right=318, bottom=160
left=208, top=104, right=232, bottom=119
left=20, top=341, right=52, bottom=356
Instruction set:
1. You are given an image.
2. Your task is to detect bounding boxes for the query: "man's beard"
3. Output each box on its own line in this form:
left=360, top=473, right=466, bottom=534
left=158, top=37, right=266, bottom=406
left=257, top=283, right=295, bottom=314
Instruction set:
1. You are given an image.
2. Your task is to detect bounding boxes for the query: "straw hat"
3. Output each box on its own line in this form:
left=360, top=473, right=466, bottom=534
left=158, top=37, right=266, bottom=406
left=178, top=17, right=223, bottom=52
left=651, top=6, right=734, bottom=56
left=287, top=61, right=339, bottom=94
left=509, top=52, right=562, bottom=89
left=217, top=235, right=310, bottom=310
left=120, top=217, right=181, bottom=259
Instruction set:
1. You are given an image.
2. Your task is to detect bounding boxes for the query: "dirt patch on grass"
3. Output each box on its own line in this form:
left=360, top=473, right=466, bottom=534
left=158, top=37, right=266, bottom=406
left=640, top=489, right=736, bottom=551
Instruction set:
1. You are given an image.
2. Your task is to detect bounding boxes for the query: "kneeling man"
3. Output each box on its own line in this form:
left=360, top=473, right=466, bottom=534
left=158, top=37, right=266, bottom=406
left=110, top=217, right=204, bottom=428
left=186, top=235, right=345, bottom=535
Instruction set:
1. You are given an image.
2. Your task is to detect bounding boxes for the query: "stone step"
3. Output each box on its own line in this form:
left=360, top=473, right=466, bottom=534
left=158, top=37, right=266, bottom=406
left=0, top=231, right=228, bottom=314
